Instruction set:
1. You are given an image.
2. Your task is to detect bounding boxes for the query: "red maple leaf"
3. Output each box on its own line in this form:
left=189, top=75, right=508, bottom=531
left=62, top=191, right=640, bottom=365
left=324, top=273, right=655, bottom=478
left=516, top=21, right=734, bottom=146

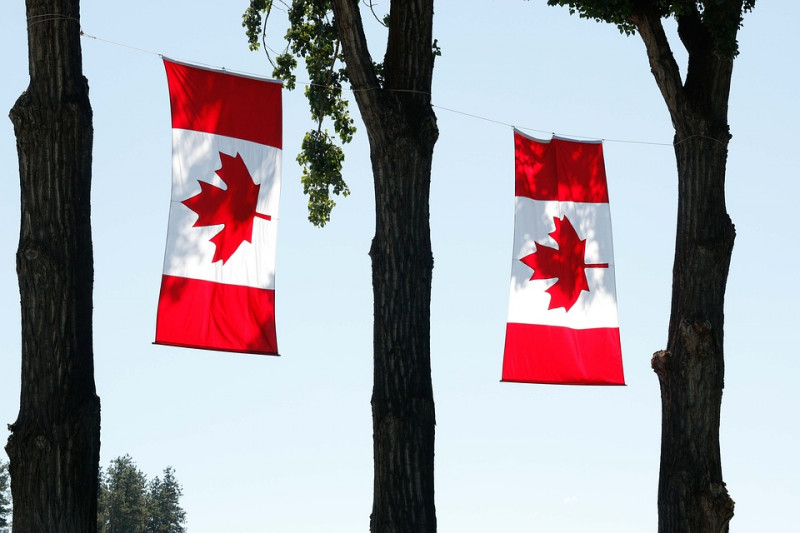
left=520, top=215, right=608, bottom=311
left=182, top=152, right=271, bottom=264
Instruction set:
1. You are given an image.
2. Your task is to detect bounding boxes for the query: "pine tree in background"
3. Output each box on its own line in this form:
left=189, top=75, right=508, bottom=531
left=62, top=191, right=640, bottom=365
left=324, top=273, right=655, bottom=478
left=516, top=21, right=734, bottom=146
left=97, top=456, right=187, bottom=533
left=145, top=467, right=186, bottom=533
left=0, top=460, right=11, bottom=532
left=98, top=455, right=147, bottom=533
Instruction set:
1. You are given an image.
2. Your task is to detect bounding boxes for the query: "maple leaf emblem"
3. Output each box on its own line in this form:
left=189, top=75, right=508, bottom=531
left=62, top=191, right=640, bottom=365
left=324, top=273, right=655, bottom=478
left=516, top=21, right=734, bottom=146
left=520, top=215, right=608, bottom=311
left=182, top=152, right=272, bottom=264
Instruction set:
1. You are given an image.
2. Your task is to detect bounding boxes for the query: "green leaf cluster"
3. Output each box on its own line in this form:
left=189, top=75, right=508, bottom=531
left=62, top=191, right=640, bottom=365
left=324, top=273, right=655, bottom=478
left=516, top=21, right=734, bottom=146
left=244, top=0, right=357, bottom=226
left=546, top=0, right=638, bottom=35
left=298, top=129, right=347, bottom=226
left=97, top=455, right=186, bottom=533
left=546, top=0, right=756, bottom=55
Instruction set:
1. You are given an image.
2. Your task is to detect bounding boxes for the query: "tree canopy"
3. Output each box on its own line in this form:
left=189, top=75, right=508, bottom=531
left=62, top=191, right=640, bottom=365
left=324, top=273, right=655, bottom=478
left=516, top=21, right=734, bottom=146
left=548, top=0, right=755, bottom=56
left=145, top=467, right=186, bottom=533
left=97, top=456, right=186, bottom=533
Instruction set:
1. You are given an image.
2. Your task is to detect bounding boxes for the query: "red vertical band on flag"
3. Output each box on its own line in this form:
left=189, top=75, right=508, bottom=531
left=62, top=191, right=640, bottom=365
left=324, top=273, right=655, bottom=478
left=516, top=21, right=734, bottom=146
left=164, top=59, right=282, bottom=149
left=514, top=131, right=609, bottom=203
left=503, top=323, right=623, bottom=385
left=156, top=275, right=278, bottom=355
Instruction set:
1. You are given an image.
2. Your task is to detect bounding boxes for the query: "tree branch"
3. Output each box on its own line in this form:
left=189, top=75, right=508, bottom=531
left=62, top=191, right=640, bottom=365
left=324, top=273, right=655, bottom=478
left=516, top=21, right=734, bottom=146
left=330, top=0, right=382, bottom=112
left=630, top=6, right=687, bottom=127
left=383, top=0, right=434, bottom=99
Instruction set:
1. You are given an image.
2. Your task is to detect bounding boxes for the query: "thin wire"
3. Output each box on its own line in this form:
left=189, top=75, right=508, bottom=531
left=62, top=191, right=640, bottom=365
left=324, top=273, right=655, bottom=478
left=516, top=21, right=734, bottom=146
left=80, top=31, right=270, bottom=79
left=432, top=104, right=672, bottom=146
left=432, top=104, right=523, bottom=130
left=27, top=14, right=79, bottom=29
left=674, top=134, right=727, bottom=146
left=81, top=31, right=161, bottom=57
left=79, top=30, right=676, bottom=147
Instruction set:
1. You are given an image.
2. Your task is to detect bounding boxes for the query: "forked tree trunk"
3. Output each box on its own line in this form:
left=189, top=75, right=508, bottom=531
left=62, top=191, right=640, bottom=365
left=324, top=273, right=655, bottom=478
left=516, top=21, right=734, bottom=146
left=330, top=0, right=438, bottom=530
left=7, top=0, right=100, bottom=531
left=633, top=7, right=737, bottom=532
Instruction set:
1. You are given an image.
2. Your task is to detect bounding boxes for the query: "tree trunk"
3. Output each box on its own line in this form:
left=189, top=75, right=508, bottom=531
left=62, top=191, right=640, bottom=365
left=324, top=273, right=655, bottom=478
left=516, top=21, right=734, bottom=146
left=369, top=119, right=437, bottom=533
left=652, top=131, right=735, bottom=532
left=7, top=0, right=100, bottom=531
left=633, top=7, right=737, bottom=532
left=330, top=1, right=438, bottom=530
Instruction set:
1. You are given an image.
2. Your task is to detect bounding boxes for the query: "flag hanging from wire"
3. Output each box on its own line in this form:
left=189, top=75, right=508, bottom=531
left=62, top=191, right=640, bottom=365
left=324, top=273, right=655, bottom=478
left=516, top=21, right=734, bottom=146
left=155, top=58, right=282, bottom=355
left=502, top=130, right=624, bottom=385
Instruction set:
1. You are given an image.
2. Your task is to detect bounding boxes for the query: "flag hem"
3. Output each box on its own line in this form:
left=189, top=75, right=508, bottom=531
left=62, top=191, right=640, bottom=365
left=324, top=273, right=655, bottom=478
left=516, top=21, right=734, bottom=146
left=162, top=56, right=283, bottom=85
left=499, top=379, right=626, bottom=386
left=152, top=340, right=280, bottom=357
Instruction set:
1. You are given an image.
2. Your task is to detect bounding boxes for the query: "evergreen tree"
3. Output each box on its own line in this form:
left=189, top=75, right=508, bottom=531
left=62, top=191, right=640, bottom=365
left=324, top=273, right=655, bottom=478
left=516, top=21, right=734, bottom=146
left=0, top=460, right=10, bottom=532
left=145, top=467, right=186, bottom=533
left=98, top=455, right=147, bottom=533
left=97, top=468, right=106, bottom=533
left=97, top=457, right=187, bottom=533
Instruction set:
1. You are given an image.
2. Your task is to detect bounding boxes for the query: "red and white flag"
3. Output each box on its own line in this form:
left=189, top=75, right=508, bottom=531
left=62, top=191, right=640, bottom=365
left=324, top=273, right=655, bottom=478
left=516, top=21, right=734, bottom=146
left=155, top=58, right=282, bottom=355
left=502, top=130, right=624, bottom=385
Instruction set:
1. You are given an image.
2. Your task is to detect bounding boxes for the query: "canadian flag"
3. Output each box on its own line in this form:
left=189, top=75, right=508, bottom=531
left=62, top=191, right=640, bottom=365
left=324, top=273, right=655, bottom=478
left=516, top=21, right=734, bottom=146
left=502, top=130, right=624, bottom=385
left=155, top=58, right=281, bottom=355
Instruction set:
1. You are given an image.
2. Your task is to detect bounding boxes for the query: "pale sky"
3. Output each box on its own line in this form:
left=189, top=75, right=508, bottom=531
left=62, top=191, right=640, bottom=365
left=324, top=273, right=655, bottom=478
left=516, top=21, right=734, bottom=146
left=1, top=1, right=798, bottom=531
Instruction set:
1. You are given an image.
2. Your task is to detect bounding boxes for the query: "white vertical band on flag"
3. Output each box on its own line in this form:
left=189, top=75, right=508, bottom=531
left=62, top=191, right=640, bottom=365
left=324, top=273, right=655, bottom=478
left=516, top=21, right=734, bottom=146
left=507, top=198, right=618, bottom=329
left=162, top=129, right=281, bottom=289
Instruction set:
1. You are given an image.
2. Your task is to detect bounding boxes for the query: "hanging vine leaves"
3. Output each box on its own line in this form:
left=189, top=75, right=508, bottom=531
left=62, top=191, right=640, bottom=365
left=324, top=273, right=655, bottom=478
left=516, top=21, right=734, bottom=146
left=244, top=0, right=356, bottom=226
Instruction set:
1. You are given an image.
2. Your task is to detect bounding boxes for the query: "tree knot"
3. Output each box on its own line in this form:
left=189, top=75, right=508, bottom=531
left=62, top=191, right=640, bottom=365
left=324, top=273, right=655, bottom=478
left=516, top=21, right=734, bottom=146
left=707, top=482, right=735, bottom=532
left=35, top=435, right=49, bottom=450
left=679, top=319, right=714, bottom=357
left=651, top=349, right=670, bottom=378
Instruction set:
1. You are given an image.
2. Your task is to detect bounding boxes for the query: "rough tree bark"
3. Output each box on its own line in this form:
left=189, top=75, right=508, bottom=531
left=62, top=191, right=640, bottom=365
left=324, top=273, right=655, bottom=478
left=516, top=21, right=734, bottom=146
left=7, top=0, right=100, bottom=531
left=632, top=5, right=738, bottom=532
left=330, top=1, right=438, bottom=531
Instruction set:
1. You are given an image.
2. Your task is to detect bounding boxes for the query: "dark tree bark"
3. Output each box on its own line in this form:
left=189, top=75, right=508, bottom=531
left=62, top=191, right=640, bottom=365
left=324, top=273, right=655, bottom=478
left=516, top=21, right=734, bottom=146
left=632, top=4, right=738, bottom=531
left=330, top=1, right=438, bottom=531
left=7, top=0, right=100, bottom=531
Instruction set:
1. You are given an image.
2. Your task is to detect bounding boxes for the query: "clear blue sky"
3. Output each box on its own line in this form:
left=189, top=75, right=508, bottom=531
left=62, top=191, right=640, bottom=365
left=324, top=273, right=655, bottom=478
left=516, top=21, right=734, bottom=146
left=1, top=1, right=797, bottom=531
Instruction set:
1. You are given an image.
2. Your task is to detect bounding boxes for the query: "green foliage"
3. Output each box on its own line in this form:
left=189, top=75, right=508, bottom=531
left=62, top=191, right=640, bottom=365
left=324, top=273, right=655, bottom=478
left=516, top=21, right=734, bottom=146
left=546, top=0, right=638, bottom=35
left=97, top=456, right=186, bottom=533
left=244, top=0, right=356, bottom=226
left=98, top=455, right=148, bottom=533
left=243, top=0, right=273, bottom=52
left=546, top=0, right=756, bottom=55
left=145, top=467, right=186, bottom=533
left=298, top=129, right=347, bottom=226
left=0, top=460, right=10, bottom=531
